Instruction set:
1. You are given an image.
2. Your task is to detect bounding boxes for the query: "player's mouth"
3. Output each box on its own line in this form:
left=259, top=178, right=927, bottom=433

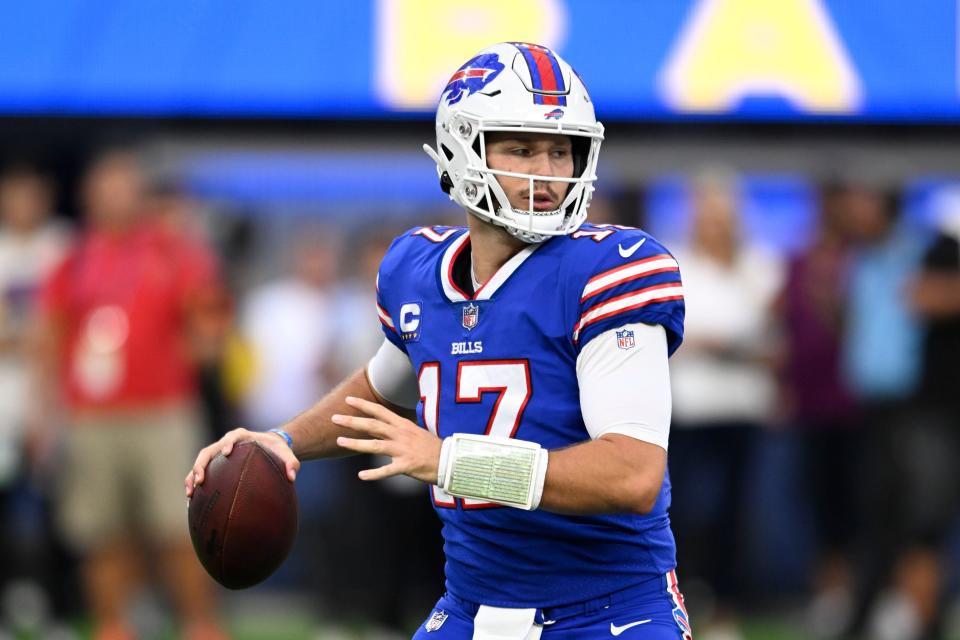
left=528, top=190, right=559, bottom=211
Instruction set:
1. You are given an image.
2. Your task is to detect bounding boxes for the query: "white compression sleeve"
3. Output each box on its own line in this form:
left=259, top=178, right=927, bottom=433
left=575, top=323, right=672, bottom=451
left=366, top=338, right=419, bottom=409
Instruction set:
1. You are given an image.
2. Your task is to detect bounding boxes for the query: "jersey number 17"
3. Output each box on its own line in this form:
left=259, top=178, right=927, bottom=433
left=418, top=359, right=532, bottom=509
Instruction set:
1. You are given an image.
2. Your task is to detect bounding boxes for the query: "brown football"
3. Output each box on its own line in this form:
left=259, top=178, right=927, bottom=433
left=188, top=441, right=298, bottom=589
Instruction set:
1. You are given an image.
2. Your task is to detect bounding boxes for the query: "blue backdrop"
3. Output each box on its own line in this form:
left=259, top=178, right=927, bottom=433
left=0, top=0, right=956, bottom=121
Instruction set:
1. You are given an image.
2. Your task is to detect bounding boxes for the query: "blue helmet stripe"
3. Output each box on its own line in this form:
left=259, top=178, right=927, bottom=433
left=544, top=49, right=566, bottom=92
left=515, top=43, right=544, bottom=92
left=511, top=42, right=567, bottom=106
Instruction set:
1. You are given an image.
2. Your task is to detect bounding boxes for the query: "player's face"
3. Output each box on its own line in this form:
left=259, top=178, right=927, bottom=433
left=485, top=132, right=574, bottom=212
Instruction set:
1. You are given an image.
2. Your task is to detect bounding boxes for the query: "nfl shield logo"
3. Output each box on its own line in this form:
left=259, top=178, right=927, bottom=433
left=426, top=610, right=448, bottom=632
left=616, top=329, right=635, bottom=350
left=462, top=303, right=479, bottom=330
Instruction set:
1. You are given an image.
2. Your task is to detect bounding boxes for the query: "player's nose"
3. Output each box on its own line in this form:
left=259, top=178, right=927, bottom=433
left=528, top=151, right=552, bottom=177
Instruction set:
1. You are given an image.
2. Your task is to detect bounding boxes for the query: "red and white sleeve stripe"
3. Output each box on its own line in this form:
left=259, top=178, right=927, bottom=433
left=573, top=283, right=684, bottom=344
left=376, top=303, right=396, bottom=332
left=580, top=254, right=680, bottom=302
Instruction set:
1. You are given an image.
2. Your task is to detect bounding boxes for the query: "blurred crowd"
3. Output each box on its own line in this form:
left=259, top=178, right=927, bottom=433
left=0, top=146, right=958, bottom=640
left=668, top=171, right=960, bottom=640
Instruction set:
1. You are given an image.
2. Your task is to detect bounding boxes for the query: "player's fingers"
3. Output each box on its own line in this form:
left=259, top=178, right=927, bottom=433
left=188, top=427, right=250, bottom=492
left=285, top=457, right=300, bottom=482
left=265, top=440, right=301, bottom=482
left=220, top=427, right=251, bottom=456
left=330, top=413, right=390, bottom=438
left=344, top=396, right=402, bottom=425
left=357, top=461, right=403, bottom=481
left=336, top=436, right=391, bottom=456
left=190, top=442, right=221, bottom=488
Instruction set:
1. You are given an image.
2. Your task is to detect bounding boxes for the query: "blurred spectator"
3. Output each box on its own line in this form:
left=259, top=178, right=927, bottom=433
left=240, top=229, right=339, bottom=431
left=0, top=165, right=68, bottom=472
left=839, top=183, right=928, bottom=639
left=777, top=183, right=858, bottom=637
left=867, top=187, right=960, bottom=640
left=0, top=164, right=68, bottom=482
left=145, top=183, right=237, bottom=442
left=0, top=163, right=72, bottom=633
left=668, top=169, right=784, bottom=639
left=31, top=149, right=226, bottom=640
left=328, top=229, right=445, bottom=633
left=329, top=230, right=401, bottom=378
left=238, top=229, right=350, bottom=616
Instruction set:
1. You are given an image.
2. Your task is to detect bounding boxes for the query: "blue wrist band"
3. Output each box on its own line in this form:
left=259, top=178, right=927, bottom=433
left=269, top=428, right=293, bottom=449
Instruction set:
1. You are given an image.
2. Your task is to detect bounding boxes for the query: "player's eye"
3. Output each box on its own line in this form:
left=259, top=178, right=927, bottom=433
left=551, top=149, right=570, bottom=158
left=510, top=147, right=531, bottom=156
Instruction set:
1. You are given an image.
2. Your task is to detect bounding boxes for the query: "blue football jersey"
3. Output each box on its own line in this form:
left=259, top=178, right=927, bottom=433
left=375, top=223, right=685, bottom=608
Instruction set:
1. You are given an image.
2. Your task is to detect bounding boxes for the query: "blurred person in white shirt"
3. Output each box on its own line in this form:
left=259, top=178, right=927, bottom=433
left=239, top=229, right=355, bottom=610
left=0, top=163, right=71, bottom=633
left=667, top=169, right=784, bottom=640
left=0, top=165, right=70, bottom=473
left=242, top=233, right=339, bottom=430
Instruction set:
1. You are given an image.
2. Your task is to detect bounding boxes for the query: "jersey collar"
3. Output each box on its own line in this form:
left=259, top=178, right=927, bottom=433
left=439, top=231, right=541, bottom=302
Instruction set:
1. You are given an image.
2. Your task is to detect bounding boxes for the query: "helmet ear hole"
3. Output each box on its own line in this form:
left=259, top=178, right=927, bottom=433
left=441, top=144, right=455, bottom=162
left=571, top=137, right=590, bottom=178
left=440, top=171, right=454, bottom=194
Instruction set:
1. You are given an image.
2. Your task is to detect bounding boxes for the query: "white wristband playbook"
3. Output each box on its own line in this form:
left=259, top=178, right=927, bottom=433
left=437, top=433, right=549, bottom=511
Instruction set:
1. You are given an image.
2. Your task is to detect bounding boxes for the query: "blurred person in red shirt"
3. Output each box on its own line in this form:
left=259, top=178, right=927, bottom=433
left=30, top=148, right=226, bottom=640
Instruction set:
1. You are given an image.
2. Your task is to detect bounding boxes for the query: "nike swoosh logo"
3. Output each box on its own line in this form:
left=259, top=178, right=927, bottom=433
left=610, top=620, right=652, bottom=636
left=618, top=238, right=646, bottom=258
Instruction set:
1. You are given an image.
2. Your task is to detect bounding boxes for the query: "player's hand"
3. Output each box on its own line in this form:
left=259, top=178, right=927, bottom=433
left=332, top=396, right=441, bottom=485
left=185, top=428, right=301, bottom=497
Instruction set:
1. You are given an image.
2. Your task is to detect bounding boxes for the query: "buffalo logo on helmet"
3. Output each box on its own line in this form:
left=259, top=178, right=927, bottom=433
left=461, top=303, right=479, bottom=330
left=442, top=53, right=505, bottom=105
left=544, top=108, right=564, bottom=120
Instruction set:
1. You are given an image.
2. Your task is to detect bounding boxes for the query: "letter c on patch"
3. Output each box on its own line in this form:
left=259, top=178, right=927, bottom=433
left=400, top=303, right=421, bottom=333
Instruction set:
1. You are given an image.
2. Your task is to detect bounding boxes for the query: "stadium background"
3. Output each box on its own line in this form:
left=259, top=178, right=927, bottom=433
left=0, top=0, right=959, bottom=638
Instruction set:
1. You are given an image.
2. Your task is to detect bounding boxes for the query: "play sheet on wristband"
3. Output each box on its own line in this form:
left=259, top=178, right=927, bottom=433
left=448, top=438, right=538, bottom=507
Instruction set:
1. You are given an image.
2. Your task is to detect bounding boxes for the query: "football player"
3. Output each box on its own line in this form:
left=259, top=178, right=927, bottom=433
left=187, top=42, right=689, bottom=639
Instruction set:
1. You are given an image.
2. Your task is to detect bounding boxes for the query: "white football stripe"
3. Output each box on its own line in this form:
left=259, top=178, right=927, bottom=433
left=376, top=304, right=394, bottom=328
left=581, top=256, right=679, bottom=300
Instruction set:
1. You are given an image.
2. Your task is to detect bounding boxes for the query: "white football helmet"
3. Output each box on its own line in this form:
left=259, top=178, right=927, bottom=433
left=423, top=42, right=604, bottom=243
